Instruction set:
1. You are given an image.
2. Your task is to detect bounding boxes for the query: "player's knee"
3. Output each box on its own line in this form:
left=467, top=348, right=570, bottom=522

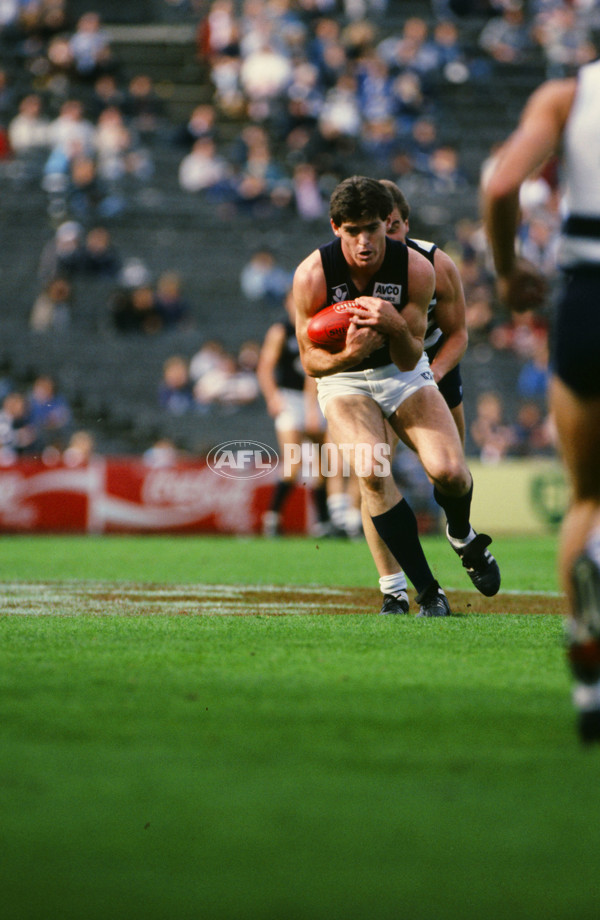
left=357, top=468, right=388, bottom=497
left=431, top=458, right=470, bottom=495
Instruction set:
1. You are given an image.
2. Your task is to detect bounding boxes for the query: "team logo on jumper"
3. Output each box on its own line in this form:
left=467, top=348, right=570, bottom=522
left=207, top=440, right=279, bottom=480
left=332, top=284, right=350, bottom=302
left=373, top=282, right=402, bottom=304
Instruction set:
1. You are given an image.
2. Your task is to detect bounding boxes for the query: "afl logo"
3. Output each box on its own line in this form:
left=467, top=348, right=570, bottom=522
left=207, top=440, right=279, bottom=480
left=332, top=284, right=349, bottom=302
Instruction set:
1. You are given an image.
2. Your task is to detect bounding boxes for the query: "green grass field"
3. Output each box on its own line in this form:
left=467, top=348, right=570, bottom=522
left=1, top=534, right=597, bottom=920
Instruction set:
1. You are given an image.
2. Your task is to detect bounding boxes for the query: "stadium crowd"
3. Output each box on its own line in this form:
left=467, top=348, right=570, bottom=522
left=1, top=0, right=597, bottom=461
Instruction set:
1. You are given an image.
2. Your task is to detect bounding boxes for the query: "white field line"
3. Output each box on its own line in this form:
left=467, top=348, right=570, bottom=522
left=0, top=581, right=564, bottom=617
left=0, top=582, right=358, bottom=616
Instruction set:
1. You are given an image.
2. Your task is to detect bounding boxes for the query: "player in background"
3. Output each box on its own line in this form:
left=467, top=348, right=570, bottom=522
left=481, top=63, right=600, bottom=741
left=294, top=175, right=500, bottom=616
left=360, top=180, right=470, bottom=614
left=257, top=289, right=331, bottom=537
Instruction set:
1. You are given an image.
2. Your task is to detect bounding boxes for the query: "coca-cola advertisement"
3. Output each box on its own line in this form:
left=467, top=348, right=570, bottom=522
left=0, top=456, right=309, bottom=534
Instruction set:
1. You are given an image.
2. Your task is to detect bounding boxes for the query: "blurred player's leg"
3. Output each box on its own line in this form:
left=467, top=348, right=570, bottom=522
left=552, top=377, right=600, bottom=741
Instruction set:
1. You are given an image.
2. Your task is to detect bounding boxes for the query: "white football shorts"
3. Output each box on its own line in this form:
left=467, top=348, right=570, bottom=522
left=316, top=356, right=437, bottom=419
left=275, top=388, right=326, bottom=433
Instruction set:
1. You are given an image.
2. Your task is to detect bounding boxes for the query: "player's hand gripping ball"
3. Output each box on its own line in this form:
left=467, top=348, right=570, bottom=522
left=307, top=301, right=358, bottom=348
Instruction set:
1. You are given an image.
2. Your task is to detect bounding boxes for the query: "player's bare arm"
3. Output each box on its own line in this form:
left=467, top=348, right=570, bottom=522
left=428, top=249, right=468, bottom=383
left=482, top=78, right=576, bottom=309
left=386, top=245, right=434, bottom=371
left=256, top=321, right=287, bottom=417
left=293, top=251, right=384, bottom=377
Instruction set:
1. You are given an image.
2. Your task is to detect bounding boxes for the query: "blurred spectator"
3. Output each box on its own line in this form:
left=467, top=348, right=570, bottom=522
left=39, top=33, right=77, bottom=93
left=423, top=144, right=469, bottom=192
left=237, top=338, right=260, bottom=375
left=356, top=53, right=395, bottom=122
left=517, top=335, right=550, bottom=400
left=94, top=106, right=153, bottom=184
left=318, top=72, right=361, bottom=146
left=360, top=116, right=399, bottom=173
left=38, top=220, right=84, bottom=283
left=118, top=257, right=152, bottom=290
left=80, top=226, right=122, bottom=278
left=533, top=3, right=596, bottom=77
left=193, top=342, right=259, bottom=409
left=199, top=0, right=240, bottom=61
left=154, top=271, right=192, bottom=329
left=178, top=136, right=231, bottom=194
left=406, top=116, right=439, bottom=173
left=8, top=93, right=50, bottom=155
left=307, top=16, right=347, bottom=87
left=158, top=355, right=196, bottom=414
left=519, top=213, right=559, bottom=278
left=240, top=247, right=292, bottom=306
left=509, top=400, right=554, bottom=458
left=30, top=277, right=73, bottom=331
left=283, top=59, right=323, bottom=133
left=63, top=429, right=96, bottom=466
left=239, top=40, right=293, bottom=121
left=392, top=71, right=431, bottom=137
left=123, top=73, right=166, bottom=142
left=90, top=73, right=125, bottom=119
left=111, top=283, right=162, bottom=335
left=230, top=127, right=290, bottom=216
left=172, top=102, right=217, bottom=148
left=464, top=284, right=496, bottom=349
left=343, top=0, right=388, bottom=21
left=143, top=437, right=180, bottom=467
left=376, top=16, right=440, bottom=81
left=0, top=392, right=38, bottom=458
left=429, top=19, right=471, bottom=85
left=490, top=309, right=549, bottom=359
left=27, top=374, right=73, bottom=448
left=189, top=339, right=230, bottom=382
left=46, top=99, right=95, bottom=158
left=478, top=1, right=534, bottom=64
left=209, top=51, right=245, bottom=117
left=69, top=11, right=114, bottom=82
left=67, top=152, right=125, bottom=220
left=470, top=390, right=514, bottom=463
left=291, top=161, right=325, bottom=220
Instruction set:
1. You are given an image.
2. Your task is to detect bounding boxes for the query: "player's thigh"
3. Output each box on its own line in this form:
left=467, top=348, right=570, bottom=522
left=325, top=394, right=396, bottom=499
left=389, top=386, right=467, bottom=481
left=551, top=377, right=600, bottom=499
left=324, top=393, right=388, bottom=448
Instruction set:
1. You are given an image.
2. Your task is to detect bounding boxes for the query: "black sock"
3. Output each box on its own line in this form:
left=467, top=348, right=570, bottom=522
left=371, top=499, right=435, bottom=595
left=270, top=480, right=293, bottom=513
left=312, top=483, right=329, bottom=524
left=434, top=480, right=473, bottom=540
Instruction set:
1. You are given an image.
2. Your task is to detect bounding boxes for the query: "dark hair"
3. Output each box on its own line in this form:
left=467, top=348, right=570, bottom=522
left=329, top=175, right=394, bottom=226
left=379, top=179, right=410, bottom=222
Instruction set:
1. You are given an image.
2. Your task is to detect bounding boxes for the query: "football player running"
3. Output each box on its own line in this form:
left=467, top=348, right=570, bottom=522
left=294, top=175, right=500, bottom=616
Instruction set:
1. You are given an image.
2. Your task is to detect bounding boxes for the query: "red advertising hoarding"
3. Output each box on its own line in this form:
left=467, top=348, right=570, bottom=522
left=0, top=459, right=309, bottom=534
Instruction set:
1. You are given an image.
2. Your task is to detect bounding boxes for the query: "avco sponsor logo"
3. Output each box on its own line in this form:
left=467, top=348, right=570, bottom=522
left=207, top=440, right=279, bottom=480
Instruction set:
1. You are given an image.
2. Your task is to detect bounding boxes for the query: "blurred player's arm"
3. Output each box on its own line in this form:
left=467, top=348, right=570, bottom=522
left=482, top=78, right=576, bottom=310
left=257, top=321, right=286, bottom=418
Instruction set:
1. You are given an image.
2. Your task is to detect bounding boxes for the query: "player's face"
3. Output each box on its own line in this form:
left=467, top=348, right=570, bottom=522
left=386, top=206, right=409, bottom=241
left=331, top=215, right=388, bottom=269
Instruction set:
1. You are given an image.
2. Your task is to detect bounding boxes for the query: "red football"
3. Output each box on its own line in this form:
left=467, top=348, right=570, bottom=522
left=307, top=300, right=358, bottom=347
